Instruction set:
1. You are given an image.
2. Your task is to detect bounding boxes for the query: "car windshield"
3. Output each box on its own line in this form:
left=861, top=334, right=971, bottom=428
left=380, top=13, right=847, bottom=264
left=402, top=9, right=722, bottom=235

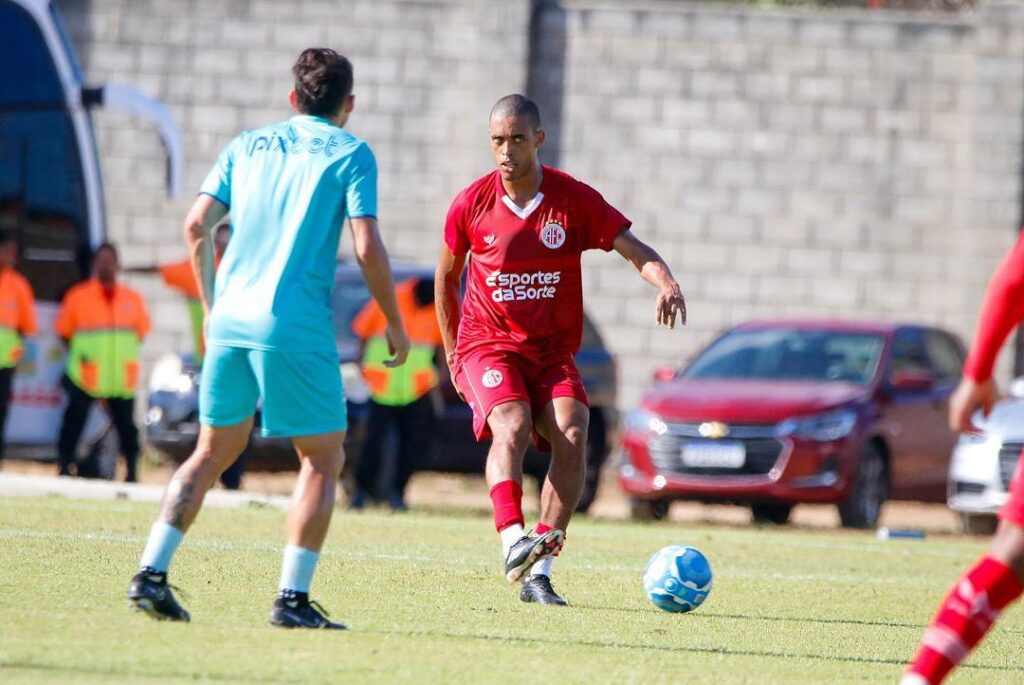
left=682, top=328, right=885, bottom=385
left=0, top=1, right=90, bottom=301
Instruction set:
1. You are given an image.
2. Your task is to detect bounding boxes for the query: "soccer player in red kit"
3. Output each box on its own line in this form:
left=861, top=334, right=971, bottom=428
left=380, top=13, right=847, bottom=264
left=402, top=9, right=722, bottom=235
left=901, top=233, right=1024, bottom=684
left=436, top=94, right=686, bottom=605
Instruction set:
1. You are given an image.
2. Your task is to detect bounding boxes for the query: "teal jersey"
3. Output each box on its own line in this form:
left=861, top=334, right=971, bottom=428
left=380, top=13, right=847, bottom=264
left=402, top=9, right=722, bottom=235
left=199, top=115, right=377, bottom=352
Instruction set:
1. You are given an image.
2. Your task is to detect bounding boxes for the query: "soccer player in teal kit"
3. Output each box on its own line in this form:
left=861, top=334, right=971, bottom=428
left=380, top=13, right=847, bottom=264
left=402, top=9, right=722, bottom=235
left=127, top=48, right=409, bottom=629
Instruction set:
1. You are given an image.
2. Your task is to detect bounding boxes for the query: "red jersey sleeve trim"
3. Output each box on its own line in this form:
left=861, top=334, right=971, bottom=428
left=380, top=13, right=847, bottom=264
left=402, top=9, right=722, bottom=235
left=964, top=232, right=1024, bottom=382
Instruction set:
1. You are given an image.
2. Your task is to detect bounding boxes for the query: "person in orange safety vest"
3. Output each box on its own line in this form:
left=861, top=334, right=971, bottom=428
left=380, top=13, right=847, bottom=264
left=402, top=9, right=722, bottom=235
left=56, top=243, right=150, bottom=481
left=124, top=222, right=231, bottom=361
left=350, top=276, right=443, bottom=510
left=0, top=232, right=37, bottom=464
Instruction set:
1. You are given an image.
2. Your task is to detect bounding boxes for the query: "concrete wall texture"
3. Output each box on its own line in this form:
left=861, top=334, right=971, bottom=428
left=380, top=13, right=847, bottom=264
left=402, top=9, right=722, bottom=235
left=57, top=0, right=1024, bottom=409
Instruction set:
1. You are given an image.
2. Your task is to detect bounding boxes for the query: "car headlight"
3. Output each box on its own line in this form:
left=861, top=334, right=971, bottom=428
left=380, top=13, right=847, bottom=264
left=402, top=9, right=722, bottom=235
left=956, top=431, right=989, bottom=446
left=623, top=409, right=668, bottom=436
left=149, top=355, right=193, bottom=394
left=776, top=408, right=858, bottom=442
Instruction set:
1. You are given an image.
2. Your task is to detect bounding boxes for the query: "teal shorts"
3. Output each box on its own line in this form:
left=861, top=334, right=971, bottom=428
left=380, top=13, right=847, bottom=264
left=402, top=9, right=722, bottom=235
left=199, top=344, right=347, bottom=438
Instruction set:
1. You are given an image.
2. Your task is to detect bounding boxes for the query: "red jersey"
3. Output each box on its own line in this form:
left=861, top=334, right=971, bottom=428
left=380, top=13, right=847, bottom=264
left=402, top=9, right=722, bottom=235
left=964, top=232, right=1024, bottom=382
left=445, top=166, right=630, bottom=359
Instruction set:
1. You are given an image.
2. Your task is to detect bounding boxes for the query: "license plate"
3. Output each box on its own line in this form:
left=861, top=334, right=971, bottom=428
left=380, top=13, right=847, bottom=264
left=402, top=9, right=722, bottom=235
left=681, top=440, right=746, bottom=468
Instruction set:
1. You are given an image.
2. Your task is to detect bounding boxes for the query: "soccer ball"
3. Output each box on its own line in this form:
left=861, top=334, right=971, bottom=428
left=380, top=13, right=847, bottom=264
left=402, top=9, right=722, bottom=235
left=643, top=545, right=712, bottom=613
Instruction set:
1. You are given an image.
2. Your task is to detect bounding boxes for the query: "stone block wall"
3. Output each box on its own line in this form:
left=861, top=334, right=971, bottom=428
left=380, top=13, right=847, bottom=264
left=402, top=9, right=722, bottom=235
left=57, top=0, right=1024, bottom=408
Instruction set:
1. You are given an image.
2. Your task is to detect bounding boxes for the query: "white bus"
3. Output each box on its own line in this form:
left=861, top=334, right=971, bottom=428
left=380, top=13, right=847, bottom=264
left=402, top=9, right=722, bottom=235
left=0, top=0, right=182, bottom=476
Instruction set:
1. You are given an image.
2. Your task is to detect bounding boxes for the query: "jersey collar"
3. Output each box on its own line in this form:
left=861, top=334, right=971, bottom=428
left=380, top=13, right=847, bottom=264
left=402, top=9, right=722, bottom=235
left=495, top=167, right=546, bottom=221
left=290, top=114, right=337, bottom=128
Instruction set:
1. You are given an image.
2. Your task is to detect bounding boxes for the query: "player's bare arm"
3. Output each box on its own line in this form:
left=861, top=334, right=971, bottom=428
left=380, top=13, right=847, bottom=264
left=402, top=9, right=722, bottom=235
left=350, top=216, right=409, bottom=367
left=435, top=243, right=466, bottom=376
left=948, top=233, right=1024, bottom=433
left=183, top=193, right=228, bottom=316
left=948, top=377, right=998, bottom=433
left=612, top=230, right=686, bottom=328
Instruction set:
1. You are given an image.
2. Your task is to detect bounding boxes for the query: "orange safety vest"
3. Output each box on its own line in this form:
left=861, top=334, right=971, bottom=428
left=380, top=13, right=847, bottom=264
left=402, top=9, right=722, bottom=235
left=352, top=279, right=442, bottom=406
left=159, top=259, right=206, bottom=358
left=55, top=279, right=151, bottom=398
left=0, top=267, right=38, bottom=368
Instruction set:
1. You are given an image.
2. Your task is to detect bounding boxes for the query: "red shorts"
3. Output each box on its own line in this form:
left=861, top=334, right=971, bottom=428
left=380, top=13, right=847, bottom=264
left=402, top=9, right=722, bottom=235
left=999, top=448, right=1024, bottom=526
left=453, top=347, right=589, bottom=453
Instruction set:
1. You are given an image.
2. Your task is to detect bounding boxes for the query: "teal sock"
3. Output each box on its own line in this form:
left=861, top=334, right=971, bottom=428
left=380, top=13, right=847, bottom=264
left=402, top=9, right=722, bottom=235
left=278, top=545, right=320, bottom=594
left=138, top=521, right=184, bottom=573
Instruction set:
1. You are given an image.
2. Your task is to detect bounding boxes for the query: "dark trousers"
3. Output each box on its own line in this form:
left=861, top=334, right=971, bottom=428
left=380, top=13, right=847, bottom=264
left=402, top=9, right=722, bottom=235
left=0, top=366, right=13, bottom=462
left=58, top=380, right=140, bottom=481
left=356, top=394, right=434, bottom=504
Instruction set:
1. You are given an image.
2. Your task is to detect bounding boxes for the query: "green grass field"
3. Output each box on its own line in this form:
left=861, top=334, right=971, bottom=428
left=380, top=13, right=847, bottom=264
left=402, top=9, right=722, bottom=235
left=0, top=496, right=1021, bottom=684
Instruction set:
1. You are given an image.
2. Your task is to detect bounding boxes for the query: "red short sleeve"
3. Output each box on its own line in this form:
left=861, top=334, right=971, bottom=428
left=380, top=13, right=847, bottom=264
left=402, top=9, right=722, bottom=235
left=963, top=232, right=1024, bottom=381
left=579, top=184, right=631, bottom=252
left=444, top=194, right=471, bottom=257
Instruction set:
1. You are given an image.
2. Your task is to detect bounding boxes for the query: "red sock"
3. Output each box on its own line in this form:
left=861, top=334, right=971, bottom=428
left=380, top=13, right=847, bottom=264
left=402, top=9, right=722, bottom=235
left=489, top=480, right=524, bottom=532
left=908, top=556, right=1023, bottom=684
left=535, top=521, right=563, bottom=555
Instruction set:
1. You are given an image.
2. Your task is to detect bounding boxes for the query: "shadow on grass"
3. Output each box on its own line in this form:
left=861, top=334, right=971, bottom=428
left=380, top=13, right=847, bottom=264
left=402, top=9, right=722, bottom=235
left=364, top=626, right=1017, bottom=672
left=570, top=603, right=1024, bottom=637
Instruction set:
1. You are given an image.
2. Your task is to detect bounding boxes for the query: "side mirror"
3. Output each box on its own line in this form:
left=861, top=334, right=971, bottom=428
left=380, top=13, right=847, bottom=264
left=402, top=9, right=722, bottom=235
left=85, top=83, right=185, bottom=198
left=890, top=369, right=935, bottom=392
left=652, top=366, right=677, bottom=383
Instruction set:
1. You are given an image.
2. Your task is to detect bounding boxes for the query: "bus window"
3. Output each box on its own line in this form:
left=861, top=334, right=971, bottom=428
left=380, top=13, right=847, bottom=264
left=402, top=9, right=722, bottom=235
left=0, top=0, right=90, bottom=301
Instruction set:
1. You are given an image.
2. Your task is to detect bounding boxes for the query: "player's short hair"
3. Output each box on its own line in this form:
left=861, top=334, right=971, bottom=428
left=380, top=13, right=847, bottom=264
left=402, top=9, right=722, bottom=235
left=292, top=48, right=353, bottom=117
left=92, top=242, right=119, bottom=263
left=490, top=94, right=541, bottom=130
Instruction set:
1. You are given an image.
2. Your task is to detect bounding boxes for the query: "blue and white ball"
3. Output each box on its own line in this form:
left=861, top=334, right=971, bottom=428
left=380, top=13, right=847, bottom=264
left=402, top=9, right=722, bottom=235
left=643, top=545, right=712, bottom=613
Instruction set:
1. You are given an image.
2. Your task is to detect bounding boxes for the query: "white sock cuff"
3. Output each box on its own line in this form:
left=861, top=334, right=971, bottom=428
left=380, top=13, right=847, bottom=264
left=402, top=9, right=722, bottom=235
left=531, top=556, right=554, bottom=578
left=499, top=524, right=526, bottom=557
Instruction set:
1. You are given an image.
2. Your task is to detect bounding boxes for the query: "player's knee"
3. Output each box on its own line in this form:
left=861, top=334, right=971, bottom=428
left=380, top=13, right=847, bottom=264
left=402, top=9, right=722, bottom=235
left=562, top=423, right=587, bottom=452
left=305, top=447, right=345, bottom=479
left=492, top=414, right=532, bottom=452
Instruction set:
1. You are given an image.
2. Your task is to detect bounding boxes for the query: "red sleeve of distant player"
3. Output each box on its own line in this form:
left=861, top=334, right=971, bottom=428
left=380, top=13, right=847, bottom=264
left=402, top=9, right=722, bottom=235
left=964, top=232, right=1024, bottom=382
left=443, top=192, right=471, bottom=257
left=579, top=183, right=631, bottom=252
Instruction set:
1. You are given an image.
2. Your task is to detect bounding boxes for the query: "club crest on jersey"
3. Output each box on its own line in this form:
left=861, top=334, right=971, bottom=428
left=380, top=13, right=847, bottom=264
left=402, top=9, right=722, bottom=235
left=483, top=234, right=496, bottom=245
left=481, top=369, right=504, bottom=388
left=540, top=221, right=566, bottom=249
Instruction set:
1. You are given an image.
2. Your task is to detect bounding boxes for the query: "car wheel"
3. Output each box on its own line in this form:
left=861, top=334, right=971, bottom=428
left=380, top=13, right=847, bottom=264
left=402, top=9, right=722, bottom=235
left=838, top=442, right=888, bottom=529
left=751, top=502, right=793, bottom=525
left=575, top=407, right=609, bottom=514
left=629, top=497, right=669, bottom=521
left=958, top=512, right=998, bottom=536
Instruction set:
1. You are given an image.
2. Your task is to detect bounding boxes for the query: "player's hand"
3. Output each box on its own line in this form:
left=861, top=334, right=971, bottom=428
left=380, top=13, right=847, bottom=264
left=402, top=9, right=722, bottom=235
left=383, top=324, right=410, bottom=368
left=948, top=376, right=998, bottom=433
left=656, top=283, right=686, bottom=329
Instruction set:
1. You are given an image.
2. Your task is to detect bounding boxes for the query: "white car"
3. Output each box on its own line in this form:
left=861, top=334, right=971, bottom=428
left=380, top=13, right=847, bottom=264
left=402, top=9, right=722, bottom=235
left=947, top=378, right=1024, bottom=534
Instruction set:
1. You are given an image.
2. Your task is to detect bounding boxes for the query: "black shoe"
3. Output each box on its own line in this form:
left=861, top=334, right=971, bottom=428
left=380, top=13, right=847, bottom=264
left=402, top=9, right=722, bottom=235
left=520, top=574, right=569, bottom=606
left=504, top=529, right=564, bottom=584
left=127, top=569, right=190, bottom=621
left=269, top=594, right=347, bottom=630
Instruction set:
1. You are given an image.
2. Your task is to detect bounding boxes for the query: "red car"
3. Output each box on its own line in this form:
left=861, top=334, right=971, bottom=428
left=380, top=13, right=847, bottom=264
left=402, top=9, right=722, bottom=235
left=619, top=320, right=966, bottom=527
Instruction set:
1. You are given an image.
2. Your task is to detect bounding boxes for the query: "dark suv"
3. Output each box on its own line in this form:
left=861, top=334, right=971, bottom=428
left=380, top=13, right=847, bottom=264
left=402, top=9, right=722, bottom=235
left=145, top=262, right=618, bottom=511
